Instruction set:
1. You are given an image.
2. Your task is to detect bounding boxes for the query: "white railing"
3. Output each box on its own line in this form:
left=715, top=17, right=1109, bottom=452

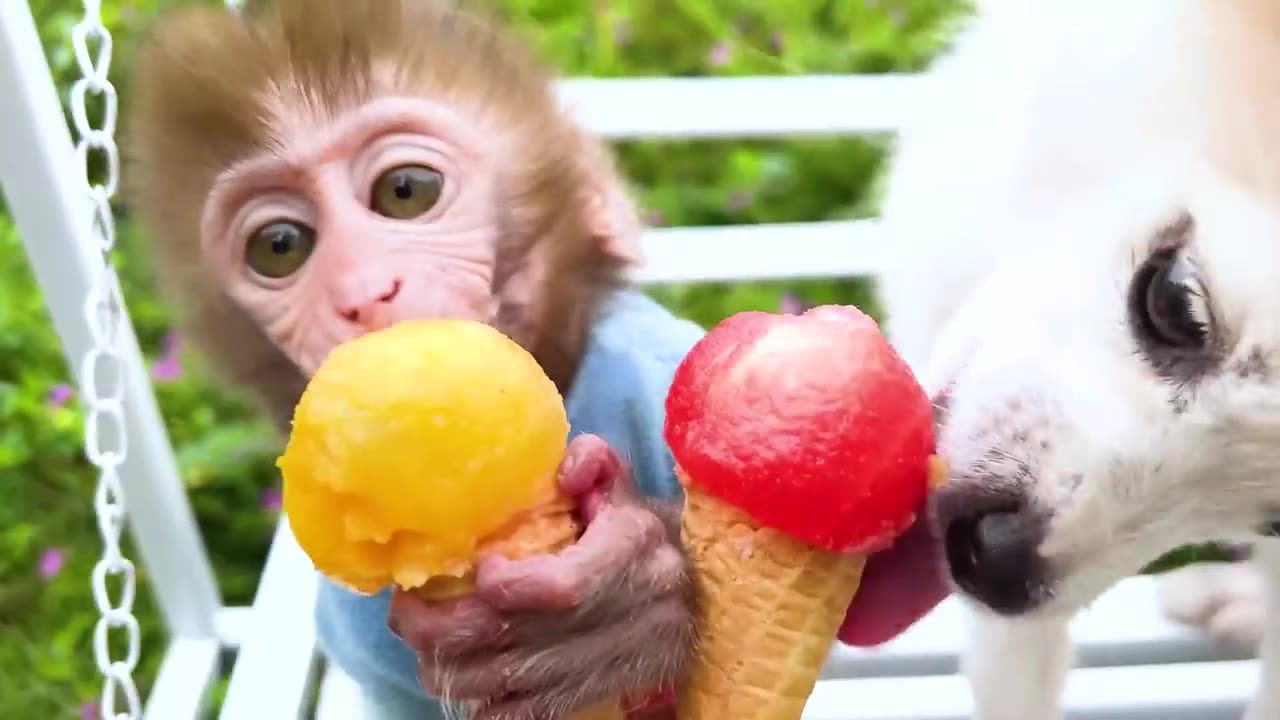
left=0, top=2, right=1257, bottom=719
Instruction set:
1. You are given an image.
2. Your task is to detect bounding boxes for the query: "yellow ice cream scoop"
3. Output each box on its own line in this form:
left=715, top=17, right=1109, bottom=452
left=278, top=318, right=573, bottom=593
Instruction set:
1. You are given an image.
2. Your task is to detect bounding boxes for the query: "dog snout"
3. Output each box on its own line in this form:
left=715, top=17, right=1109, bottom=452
left=932, top=482, right=1051, bottom=615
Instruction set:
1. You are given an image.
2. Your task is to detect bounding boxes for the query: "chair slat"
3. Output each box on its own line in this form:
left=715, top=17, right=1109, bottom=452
left=824, top=574, right=1248, bottom=679
left=315, top=656, right=1256, bottom=720
left=218, top=519, right=322, bottom=720
left=558, top=75, right=924, bottom=139
left=805, top=660, right=1256, bottom=720
left=635, top=220, right=886, bottom=284
left=143, top=637, right=222, bottom=720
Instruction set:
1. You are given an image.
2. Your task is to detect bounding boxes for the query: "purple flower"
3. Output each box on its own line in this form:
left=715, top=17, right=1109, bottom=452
left=48, top=384, right=74, bottom=408
left=707, top=42, right=732, bottom=68
left=261, top=488, right=282, bottom=513
left=151, top=330, right=184, bottom=382
left=79, top=700, right=98, bottom=720
left=151, top=358, right=182, bottom=382
left=770, top=32, right=786, bottom=53
left=642, top=209, right=666, bottom=227
left=39, top=548, right=65, bottom=580
left=726, top=191, right=752, bottom=212
left=780, top=292, right=812, bottom=315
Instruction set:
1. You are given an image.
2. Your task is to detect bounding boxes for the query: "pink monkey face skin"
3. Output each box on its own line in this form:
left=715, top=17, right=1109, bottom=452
left=200, top=96, right=504, bottom=376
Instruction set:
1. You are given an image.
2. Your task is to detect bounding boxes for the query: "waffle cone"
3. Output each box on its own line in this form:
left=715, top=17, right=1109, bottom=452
left=677, top=471, right=866, bottom=719
left=412, top=496, right=625, bottom=720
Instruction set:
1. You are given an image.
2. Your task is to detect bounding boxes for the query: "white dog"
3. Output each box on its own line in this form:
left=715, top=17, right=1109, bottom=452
left=875, top=0, right=1280, bottom=717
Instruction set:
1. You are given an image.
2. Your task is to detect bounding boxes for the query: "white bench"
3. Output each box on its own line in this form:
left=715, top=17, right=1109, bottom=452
left=0, top=2, right=1257, bottom=718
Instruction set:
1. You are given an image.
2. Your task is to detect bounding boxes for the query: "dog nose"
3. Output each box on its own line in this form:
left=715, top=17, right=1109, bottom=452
left=932, top=484, right=1049, bottom=615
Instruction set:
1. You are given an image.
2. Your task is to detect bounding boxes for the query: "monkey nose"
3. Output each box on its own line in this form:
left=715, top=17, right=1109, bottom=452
left=339, top=277, right=403, bottom=328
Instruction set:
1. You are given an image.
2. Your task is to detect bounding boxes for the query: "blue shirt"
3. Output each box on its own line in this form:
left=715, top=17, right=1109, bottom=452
left=313, top=290, right=706, bottom=718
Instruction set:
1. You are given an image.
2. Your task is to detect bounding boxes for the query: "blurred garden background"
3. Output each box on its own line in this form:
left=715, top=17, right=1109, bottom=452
left=0, top=0, right=1036, bottom=715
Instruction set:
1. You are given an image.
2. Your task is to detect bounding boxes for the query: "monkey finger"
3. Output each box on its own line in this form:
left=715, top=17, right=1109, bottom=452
left=498, top=571, right=665, bottom=648
left=517, top=542, right=688, bottom=642
left=475, top=503, right=665, bottom=612
left=389, top=589, right=511, bottom=656
left=578, top=486, right=611, bottom=524
left=473, top=553, right=587, bottom=612
left=421, top=651, right=516, bottom=703
left=642, top=497, right=684, bottom=541
left=472, top=598, right=691, bottom=720
left=417, top=651, right=511, bottom=704
left=557, top=433, right=623, bottom=498
left=416, top=655, right=450, bottom=699
left=637, top=543, right=688, bottom=598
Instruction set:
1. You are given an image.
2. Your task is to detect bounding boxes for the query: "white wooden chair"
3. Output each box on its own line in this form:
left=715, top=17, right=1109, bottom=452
left=0, top=1, right=1259, bottom=718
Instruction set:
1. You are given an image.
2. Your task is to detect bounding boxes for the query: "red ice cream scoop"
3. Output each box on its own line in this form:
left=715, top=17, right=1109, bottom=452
left=665, top=304, right=938, bottom=551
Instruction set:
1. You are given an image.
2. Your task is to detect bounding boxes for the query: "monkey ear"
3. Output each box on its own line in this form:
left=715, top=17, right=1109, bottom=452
left=586, top=179, right=645, bottom=264
left=577, top=133, right=645, bottom=265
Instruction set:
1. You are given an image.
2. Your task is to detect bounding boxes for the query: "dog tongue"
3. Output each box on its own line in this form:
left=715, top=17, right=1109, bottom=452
left=837, top=515, right=951, bottom=646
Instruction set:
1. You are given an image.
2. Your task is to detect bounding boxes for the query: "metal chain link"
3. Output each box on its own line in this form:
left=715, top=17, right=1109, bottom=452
left=70, top=1, right=141, bottom=718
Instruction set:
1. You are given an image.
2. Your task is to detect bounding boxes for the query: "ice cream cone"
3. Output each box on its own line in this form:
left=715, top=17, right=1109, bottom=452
left=676, top=456, right=950, bottom=717
left=415, top=496, right=626, bottom=720
left=413, top=496, right=582, bottom=600
left=662, top=306, right=947, bottom=717
left=676, top=469, right=866, bottom=719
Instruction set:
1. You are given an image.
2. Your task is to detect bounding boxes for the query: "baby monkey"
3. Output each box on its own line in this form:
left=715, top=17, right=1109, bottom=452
left=124, top=0, right=702, bottom=717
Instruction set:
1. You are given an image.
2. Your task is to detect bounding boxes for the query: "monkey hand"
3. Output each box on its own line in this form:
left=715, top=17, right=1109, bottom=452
left=388, top=433, right=694, bottom=720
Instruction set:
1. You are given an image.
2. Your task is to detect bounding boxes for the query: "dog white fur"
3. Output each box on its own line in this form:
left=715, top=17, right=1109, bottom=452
left=875, top=0, right=1280, bottom=717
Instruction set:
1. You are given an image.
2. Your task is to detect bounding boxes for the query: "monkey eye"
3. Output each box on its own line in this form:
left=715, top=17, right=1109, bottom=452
left=245, top=221, right=317, bottom=279
left=370, top=164, right=444, bottom=220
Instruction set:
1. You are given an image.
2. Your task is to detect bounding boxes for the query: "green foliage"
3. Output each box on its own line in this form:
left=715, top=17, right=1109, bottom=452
left=0, top=0, right=984, bottom=716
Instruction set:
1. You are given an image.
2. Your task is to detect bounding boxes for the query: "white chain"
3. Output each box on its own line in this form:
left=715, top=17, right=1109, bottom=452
left=70, top=1, right=141, bottom=718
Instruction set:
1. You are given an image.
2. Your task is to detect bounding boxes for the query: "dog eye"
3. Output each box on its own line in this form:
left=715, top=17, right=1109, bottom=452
left=1134, top=251, right=1208, bottom=348
left=1127, top=248, right=1216, bottom=379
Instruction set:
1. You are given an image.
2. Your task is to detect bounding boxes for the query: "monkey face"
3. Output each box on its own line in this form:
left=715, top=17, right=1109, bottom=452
left=198, top=96, right=509, bottom=376
left=126, top=0, right=643, bottom=413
